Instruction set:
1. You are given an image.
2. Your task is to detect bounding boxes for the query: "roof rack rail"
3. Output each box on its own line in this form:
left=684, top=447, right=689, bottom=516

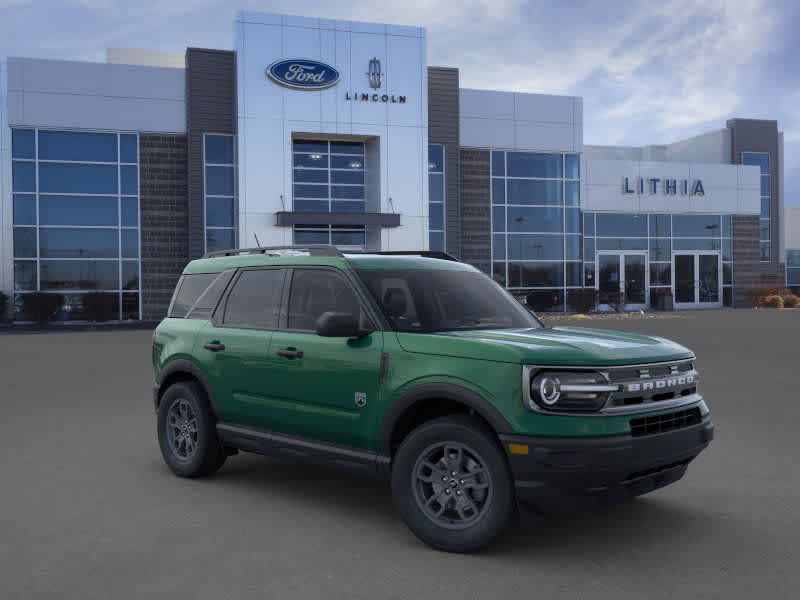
left=203, top=245, right=344, bottom=259
left=349, top=250, right=460, bottom=262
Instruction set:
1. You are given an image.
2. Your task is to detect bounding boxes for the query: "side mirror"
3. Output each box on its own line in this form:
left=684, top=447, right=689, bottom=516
left=315, top=312, right=371, bottom=338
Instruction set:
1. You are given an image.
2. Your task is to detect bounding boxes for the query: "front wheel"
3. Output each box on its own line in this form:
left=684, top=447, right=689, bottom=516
left=391, top=415, right=515, bottom=553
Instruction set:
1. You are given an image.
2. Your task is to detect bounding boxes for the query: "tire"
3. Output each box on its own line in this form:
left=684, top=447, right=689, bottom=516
left=391, top=415, right=514, bottom=553
left=157, top=381, right=226, bottom=478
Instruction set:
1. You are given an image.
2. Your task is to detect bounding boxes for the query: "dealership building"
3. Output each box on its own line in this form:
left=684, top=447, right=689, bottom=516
left=0, top=10, right=794, bottom=320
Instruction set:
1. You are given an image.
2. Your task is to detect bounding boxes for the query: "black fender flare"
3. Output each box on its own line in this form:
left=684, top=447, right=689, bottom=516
left=156, top=359, right=219, bottom=418
left=379, top=383, right=512, bottom=455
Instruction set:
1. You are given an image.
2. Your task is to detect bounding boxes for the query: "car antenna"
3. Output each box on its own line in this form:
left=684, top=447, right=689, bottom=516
left=254, top=233, right=261, bottom=248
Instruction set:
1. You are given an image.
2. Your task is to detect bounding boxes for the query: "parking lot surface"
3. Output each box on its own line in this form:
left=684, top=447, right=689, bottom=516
left=1, top=309, right=798, bottom=599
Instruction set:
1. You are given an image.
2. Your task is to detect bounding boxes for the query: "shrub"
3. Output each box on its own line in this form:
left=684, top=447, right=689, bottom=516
left=21, top=293, right=64, bottom=324
left=782, top=294, right=799, bottom=308
left=762, top=295, right=784, bottom=309
left=747, top=287, right=790, bottom=307
left=82, top=292, right=118, bottom=322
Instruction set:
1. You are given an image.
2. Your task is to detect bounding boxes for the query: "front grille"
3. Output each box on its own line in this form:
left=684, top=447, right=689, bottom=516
left=606, top=360, right=698, bottom=408
left=607, top=360, right=693, bottom=382
left=629, top=407, right=702, bottom=437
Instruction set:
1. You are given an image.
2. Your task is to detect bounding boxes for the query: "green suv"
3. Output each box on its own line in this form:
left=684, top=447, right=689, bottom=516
left=152, top=245, right=713, bottom=552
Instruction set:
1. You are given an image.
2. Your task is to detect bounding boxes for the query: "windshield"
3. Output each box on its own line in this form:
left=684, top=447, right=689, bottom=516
left=356, top=268, right=541, bottom=333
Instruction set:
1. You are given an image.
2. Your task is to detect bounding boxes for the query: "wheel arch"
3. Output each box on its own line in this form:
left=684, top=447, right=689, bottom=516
left=156, top=359, right=219, bottom=419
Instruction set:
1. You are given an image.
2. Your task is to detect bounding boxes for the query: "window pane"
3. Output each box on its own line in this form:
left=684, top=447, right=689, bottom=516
left=205, top=135, right=234, bottom=164
left=429, top=203, right=443, bottom=230
left=428, top=173, right=444, bottom=203
left=120, top=134, right=138, bottom=163
left=331, top=170, right=365, bottom=185
left=206, top=197, right=234, bottom=227
left=293, top=168, right=328, bottom=184
left=673, top=214, right=721, bottom=237
left=294, top=199, right=329, bottom=212
left=331, top=230, right=366, bottom=246
left=583, top=237, right=594, bottom=262
left=508, top=262, right=564, bottom=287
left=673, top=238, right=721, bottom=251
left=39, top=163, right=118, bottom=194
left=759, top=219, right=770, bottom=240
left=331, top=185, right=364, bottom=200
left=760, top=242, right=770, bottom=261
left=294, top=229, right=329, bottom=244
left=38, top=131, right=118, bottom=162
left=787, top=251, right=800, bottom=268
left=650, top=263, right=671, bottom=286
left=288, top=269, right=360, bottom=330
left=429, top=231, right=444, bottom=252
left=565, top=235, right=580, bottom=260
left=507, top=235, right=564, bottom=260
left=722, top=238, right=732, bottom=261
left=330, top=155, right=363, bottom=170
left=788, top=268, right=800, bottom=285
left=14, top=261, right=37, bottom=290
left=122, top=261, right=139, bottom=290
left=121, top=165, right=138, bottom=195
left=565, top=207, right=580, bottom=233
left=206, top=166, right=235, bottom=195
left=741, top=152, right=769, bottom=174
left=761, top=197, right=770, bottom=218
left=294, top=153, right=329, bottom=168
left=583, top=213, right=595, bottom=236
left=492, top=234, right=506, bottom=260
left=596, top=238, right=647, bottom=250
left=492, top=179, right=505, bottom=205
left=40, top=228, right=118, bottom=258
left=293, top=140, right=328, bottom=154
left=12, top=129, right=35, bottom=159
left=565, top=181, right=579, bottom=206
left=40, top=260, right=119, bottom=290
left=565, top=154, right=580, bottom=179
left=596, top=213, right=647, bottom=237
left=649, top=214, right=671, bottom=237
left=122, top=293, right=139, bottom=320
left=12, top=161, right=35, bottom=192
left=121, top=198, right=139, bottom=226
left=584, top=262, right=595, bottom=286
left=760, top=175, right=770, bottom=196
left=566, top=262, right=581, bottom=287
left=524, top=289, right=564, bottom=312
left=122, top=229, right=139, bottom=258
left=187, top=270, right=235, bottom=319
left=294, top=183, right=329, bottom=199
left=13, top=227, right=37, bottom=258
left=723, top=263, right=732, bottom=285
left=331, top=201, right=365, bottom=213
left=170, top=273, right=218, bottom=318
left=206, top=228, right=235, bottom=253
left=507, top=179, right=562, bottom=205
left=428, top=144, right=444, bottom=172
left=721, top=215, right=732, bottom=237
left=507, top=206, right=563, bottom=233
left=491, top=151, right=505, bottom=177
left=507, top=152, right=562, bottom=178
left=222, top=269, right=284, bottom=329
left=492, top=262, right=507, bottom=287
left=492, top=206, right=505, bottom=232
left=13, top=194, right=36, bottom=225
left=649, top=238, right=671, bottom=261
left=330, top=141, right=364, bottom=155
left=40, top=195, right=118, bottom=226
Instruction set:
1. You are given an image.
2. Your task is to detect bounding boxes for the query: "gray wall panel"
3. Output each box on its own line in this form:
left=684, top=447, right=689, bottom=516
left=459, top=148, right=491, bottom=274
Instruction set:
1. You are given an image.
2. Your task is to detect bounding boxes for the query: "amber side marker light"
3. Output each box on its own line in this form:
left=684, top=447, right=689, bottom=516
left=508, top=443, right=529, bottom=455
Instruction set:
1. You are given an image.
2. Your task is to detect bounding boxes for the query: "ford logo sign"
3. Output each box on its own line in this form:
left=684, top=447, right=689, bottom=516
left=267, top=59, right=340, bottom=90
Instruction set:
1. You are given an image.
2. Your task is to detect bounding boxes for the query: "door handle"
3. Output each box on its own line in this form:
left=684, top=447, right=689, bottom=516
left=203, top=341, right=226, bottom=352
left=276, top=348, right=304, bottom=359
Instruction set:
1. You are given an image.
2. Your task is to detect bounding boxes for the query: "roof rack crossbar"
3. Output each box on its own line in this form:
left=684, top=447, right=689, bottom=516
left=353, top=250, right=460, bottom=262
left=203, top=245, right=344, bottom=259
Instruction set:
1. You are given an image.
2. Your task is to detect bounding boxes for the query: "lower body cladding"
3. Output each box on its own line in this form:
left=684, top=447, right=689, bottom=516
left=499, top=416, right=714, bottom=513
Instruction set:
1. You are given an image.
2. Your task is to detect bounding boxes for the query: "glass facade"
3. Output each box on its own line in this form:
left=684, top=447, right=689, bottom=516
left=11, top=128, right=141, bottom=320
left=742, top=152, right=770, bottom=261
left=204, top=134, right=237, bottom=253
left=788, top=250, right=800, bottom=288
left=291, top=139, right=366, bottom=249
left=428, top=144, right=445, bottom=251
left=491, top=150, right=580, bottom=311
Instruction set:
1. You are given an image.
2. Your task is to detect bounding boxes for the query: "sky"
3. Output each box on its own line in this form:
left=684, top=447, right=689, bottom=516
left=1, top=0, right=798, bottom=204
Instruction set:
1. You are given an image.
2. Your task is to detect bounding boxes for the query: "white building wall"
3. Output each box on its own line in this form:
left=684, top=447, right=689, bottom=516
left=1, top=59, right=11, bottom=299
left=235, top=11, right=429, bottom=251
left=785, top=206, right=800, bottom=250
left=7, top=57, right=185, bottom=132
left=459, top=89, right=582, bottom=152
left=586, top=129, right=731, bottom=165
left=106, top=48, right=186, bottom=69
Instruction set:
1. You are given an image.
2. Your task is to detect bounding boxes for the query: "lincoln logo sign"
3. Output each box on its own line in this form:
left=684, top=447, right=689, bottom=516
left=266, top=59, right=340, bottom=90
left=623, top=176, right=705, bottom=196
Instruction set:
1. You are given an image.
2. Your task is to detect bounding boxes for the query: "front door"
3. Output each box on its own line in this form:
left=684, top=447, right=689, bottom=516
left=596, top=252, right=648, bottom=310
left=672, top=252, right=721, bottom=309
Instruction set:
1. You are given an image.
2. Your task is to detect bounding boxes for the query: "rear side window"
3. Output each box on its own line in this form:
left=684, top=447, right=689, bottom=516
left=169, top=273, right=218, bottom=318
left=222, top=269, right=284, bottom=329
left=186, top=270, right=235, bottom=319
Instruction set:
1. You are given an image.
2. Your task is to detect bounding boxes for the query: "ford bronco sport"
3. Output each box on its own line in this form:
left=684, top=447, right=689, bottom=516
left=152, top=245, right=713, bottom=553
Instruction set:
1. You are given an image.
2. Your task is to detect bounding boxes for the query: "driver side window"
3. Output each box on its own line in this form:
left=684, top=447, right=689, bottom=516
left=286, top=269, right=365, bottom=331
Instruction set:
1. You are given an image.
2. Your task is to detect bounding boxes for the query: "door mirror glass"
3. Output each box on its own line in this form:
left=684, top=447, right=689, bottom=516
left=315, top=312, right=368, bottom=338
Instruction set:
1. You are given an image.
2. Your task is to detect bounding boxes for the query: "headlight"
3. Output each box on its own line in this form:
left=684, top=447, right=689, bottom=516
left=527, top=371, right=618, bottom=412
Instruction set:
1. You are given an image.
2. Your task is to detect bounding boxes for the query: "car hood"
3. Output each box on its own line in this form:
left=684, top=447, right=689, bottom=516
left=395, top=326, right=693, bottom=366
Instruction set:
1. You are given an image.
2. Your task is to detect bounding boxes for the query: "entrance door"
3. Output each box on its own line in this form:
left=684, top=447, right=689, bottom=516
left=672, top=252, right=721, bottom=309
left=596, top=252, right=648, bottom=310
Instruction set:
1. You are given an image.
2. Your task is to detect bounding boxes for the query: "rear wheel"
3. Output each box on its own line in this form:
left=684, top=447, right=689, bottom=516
left=391, top=415, right=514, bottom=553
left=157, top=381, right=226, bottom=478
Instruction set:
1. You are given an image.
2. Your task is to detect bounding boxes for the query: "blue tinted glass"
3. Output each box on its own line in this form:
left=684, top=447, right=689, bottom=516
left=206, top=197, right=234, bottom=227
left=294, top=184, right=328, bottom=199
left=507, top=152, right=562, bottom=178
left=294, top=153, right=329, bottom=168
left=294, top=200, right=328, bottom=212
left=673, top=238, right=721, bottom=251
left=583, top=237, right=594, bottom=261
left=40, top=260, right=119, bottom=290
left=595, top=213, right=647, bottom=237
left=492, top=206, right=505, bottom=232
left=741, top=152, right=769, bottom=174
left=596, top=238, right=647, bottom=251
left=492, top=234, right=506, bottom=260
left=13, top=227, right=37, bottom=258
left=331, top=201, right=365, bottom=213
left=40, top=228, right=118, bottom=258
left=121, top=198, right=138, bottom=226
left=583, top=213, right=594, bottom=236
left=759, top=220, right=770, bottom=240
left=121, top=165, right=138, bottom=195
left=331, top=155, right=363, bottom=169
left=40, top=195, right=118, bottom=226
left=492, top=179, right=505, bottom=205
left=507, top=180, right=562, bottom=205
left=565, top=154, right=579, bottom=179
left=649, top=238, right=671, bottom=261
left=722, top=238, right=732, bottom=261
left=507, top=235, right=564, bottom=260
left=293, top=140, right=328, bottom=154
left=761, top=197, right=770, bottom=218
left=760, top=242, right=770, bottom=261
left=565, top=181, right=579, bottom=206
left=122, top=261, right=139, bottom=290
left=332, top=185, right=364, bottom=200
left=787, top=250, right=800, bottom=268
left=122, top=229, right=139, bottom=258
left=206, top=229, right=235, bottom=252
left=565, top=208, right=580, bottom=233
left=429, top=232, right=444, bottom=252
left=650, top=264, right=671, bottom=286
left=120, top=134, right=138, bottom=163
left=14, top=261, right=37, bottom=291
left=566, top=262, right=581, bottom=287
left=331, top=230, right=366, bottom=246
left=760, top=175, right=770, bottom=196
left=429, top=203, right=443, bottom=230
left=789, top=268, right=800, bottom=285
left=330, top=141, right=364, bottom=155
left=12, top=161, right=36, bottom=192
left=507, top=206, right=563, bottom=233
left=39, top=163, right=117, bottom=194
left=428, top=144, right=444, bottom=172
left=584, top=262, right=595, bottom=287
left=428, top=173, right=444, bottom=203
left=12, top=129, right=35, bottom=159
left=13, top=194, right=36, bottom=225
left=649, top=214, right=671, bottom=237
left=294, top=229, right=328, bottom=244
left=507, top=262, right=564, bottom=287
left=205, top=135, right=234, bottom=164
left=206, top=166, right=235, bottom=195
left=38, top=131, right=117, bottom=162
left=673, top=214, right=721, bottom=237
left=332, top=170, right=364, bottom=185
left=294, top=168, right=328, bottom=183
left=721, top=215, right=732, bottom=237
left=491, top=151, right=505, bottom=177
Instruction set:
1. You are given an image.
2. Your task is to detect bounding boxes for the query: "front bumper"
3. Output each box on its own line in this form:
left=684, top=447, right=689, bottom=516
left=499, top=417, right=714, bottom=512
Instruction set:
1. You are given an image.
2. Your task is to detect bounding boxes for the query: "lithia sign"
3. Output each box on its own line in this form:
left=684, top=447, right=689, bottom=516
left=267, top=57, right=407, bottom=103
left=623, top=176, right=705, bottom=196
